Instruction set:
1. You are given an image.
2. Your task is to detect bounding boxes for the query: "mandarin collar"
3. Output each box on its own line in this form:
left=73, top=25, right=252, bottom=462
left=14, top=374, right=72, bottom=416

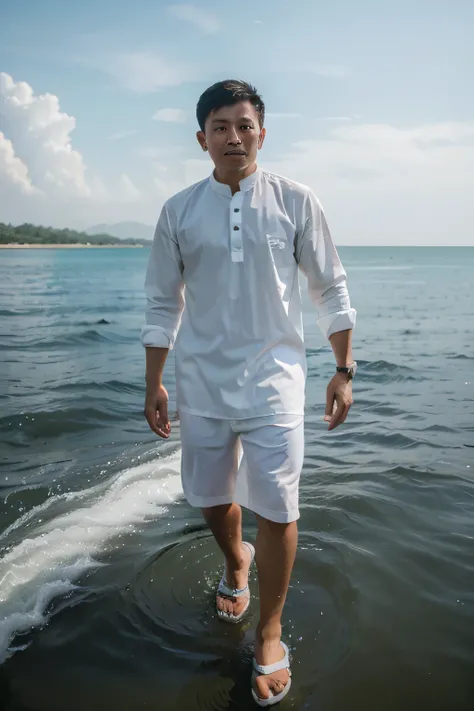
left=209, top=165, right=261, bottom=197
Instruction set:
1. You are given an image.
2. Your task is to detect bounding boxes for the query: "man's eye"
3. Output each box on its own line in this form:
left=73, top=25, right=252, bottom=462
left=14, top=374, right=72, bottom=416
left=215, top=126, right=225, bottom=131
left=241, top=125, right=252, bottom=130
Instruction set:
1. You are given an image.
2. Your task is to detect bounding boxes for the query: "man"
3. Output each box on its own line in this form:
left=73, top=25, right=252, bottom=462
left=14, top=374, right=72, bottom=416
left=142, top=80, right=356, bottom=706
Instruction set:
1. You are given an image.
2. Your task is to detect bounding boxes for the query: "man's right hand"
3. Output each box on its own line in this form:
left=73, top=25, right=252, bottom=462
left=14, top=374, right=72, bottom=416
left=144, top=385, right=171, bottom=438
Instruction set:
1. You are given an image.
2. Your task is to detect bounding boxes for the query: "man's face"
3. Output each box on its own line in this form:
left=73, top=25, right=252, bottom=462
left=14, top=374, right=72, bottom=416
left=197, top=100, right=266, bottom=171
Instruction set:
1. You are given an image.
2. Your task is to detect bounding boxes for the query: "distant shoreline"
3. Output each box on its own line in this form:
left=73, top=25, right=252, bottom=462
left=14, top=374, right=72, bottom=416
left=0, top=244, right=147, bottom=249
left=1, top=243, right=471, bottom=250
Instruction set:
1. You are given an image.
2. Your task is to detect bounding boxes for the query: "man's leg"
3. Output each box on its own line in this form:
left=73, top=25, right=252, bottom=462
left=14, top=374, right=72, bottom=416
left=253, top=516, right=298, bottom=700
left=236, top=415, right=303, bottom=700
left=202, top=503, right=253, bottom=617
left=179, top=413, right=250, bottom=616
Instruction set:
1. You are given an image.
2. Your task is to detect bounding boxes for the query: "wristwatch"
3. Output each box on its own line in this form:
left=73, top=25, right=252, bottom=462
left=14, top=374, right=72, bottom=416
left=336, top=361, right=357, bottom=379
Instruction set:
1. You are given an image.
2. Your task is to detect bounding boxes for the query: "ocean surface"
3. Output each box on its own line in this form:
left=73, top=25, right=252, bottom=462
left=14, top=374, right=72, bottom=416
left=0, top=246, right=473, bottom=711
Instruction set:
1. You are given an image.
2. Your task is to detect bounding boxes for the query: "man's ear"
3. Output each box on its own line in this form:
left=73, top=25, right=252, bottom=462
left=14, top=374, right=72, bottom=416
left=258, top=127, right=266, bottom=150
left=196, top=130, right=207, bottom=151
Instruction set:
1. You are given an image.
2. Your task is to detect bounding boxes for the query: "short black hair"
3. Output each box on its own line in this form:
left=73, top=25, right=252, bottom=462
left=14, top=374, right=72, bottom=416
left=196, top=80, right=265, bottom=132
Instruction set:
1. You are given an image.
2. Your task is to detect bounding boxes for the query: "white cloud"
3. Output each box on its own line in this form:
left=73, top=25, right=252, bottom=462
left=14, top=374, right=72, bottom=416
left=1, top=73, right=473, bottom=244
left=408, top=122, right=474, bottom=143
left=266, top=113, right=303, bottom=119
left=167, top=4, right=219, bottom=34
left=153, top=108, right=187, bottom=123
left=181, top=158, right=212, bottom=186
left=80, top=50, right=195, bottom=93
left=0, top=132, right=38, bottom=195
left=0, top=73, right=145, bottom=227
left=310, top=64, right=348, bottom=78
left=316, top=116, right=355, bottom=122
left=107, top=129, right=139, bottom=141
left=0, top=71, right=90, bottom=197
left=263, top=121, right=474, bottom=245
left=119, top=174, right=141, bottom=202
left=137, top=144, right=186, bottom=162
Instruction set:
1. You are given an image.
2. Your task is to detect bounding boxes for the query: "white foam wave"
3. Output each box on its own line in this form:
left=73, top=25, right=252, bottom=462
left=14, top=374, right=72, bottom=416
left=0, top=450, right=183, bottom=663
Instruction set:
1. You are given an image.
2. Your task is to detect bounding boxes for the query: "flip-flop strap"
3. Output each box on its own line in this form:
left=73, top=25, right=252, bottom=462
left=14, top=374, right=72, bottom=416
left=218, top=580, right=249, bottom=598
left=253, top=643, right=290, bottom=676
left=218, top=542, right=255, bottom=598
left=242, top=541, right=255, bottom=559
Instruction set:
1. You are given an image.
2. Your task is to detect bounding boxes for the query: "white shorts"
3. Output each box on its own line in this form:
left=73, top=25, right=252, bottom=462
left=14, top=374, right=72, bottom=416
left=178, top=413, right=304, bottom=523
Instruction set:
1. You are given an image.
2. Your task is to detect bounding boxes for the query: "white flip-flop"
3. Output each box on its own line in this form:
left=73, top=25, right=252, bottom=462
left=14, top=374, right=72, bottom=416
left=251, top=641, right=292, bottom=707
left=216, top=541, right=255, bottom=623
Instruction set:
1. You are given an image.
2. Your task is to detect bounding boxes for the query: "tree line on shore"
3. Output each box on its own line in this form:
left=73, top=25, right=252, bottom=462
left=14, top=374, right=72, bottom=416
left=0, top=222, right=151, bottom=246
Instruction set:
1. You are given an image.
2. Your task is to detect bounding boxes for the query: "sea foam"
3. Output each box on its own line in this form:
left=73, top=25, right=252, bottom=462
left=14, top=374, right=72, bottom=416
left=0, top=451, right=183, bottom=662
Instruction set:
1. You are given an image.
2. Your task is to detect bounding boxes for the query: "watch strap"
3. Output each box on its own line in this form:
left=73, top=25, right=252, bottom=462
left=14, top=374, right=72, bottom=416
left=336, top=361, right=357, bottom=378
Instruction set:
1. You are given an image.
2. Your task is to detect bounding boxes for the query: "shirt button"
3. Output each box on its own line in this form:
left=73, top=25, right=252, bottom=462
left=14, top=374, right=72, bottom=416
left=234, top=208, right=240, bottom=212
left=233, top=225, right=240, bottom=230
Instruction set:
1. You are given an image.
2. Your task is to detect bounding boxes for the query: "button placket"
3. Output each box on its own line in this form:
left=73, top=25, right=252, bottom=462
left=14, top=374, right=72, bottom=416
left=229, top=192, right=243, bottom=262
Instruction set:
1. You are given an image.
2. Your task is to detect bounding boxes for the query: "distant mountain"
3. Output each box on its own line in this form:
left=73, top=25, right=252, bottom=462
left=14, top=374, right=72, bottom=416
left=86, top=221, right=154, bottom=241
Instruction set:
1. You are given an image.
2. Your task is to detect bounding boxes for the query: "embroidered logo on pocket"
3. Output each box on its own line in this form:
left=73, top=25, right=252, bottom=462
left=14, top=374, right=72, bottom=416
left=266, top=235, right=286, bottom=250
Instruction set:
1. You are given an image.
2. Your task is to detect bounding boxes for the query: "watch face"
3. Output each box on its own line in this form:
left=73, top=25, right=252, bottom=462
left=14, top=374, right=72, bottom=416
left=352, top=362, right=357, bottom=377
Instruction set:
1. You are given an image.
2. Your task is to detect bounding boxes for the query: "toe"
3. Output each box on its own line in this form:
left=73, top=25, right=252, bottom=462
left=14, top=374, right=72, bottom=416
left=217, top=596, right=226, bottom=614
left=217, top=592, right=249, bottom=617
left=224, top=599, right=234, bottom=614
left=255, top=676, right=271, bottom=701
left=269, top=676, right=285, bottom=696
left=216, top=594, right=233, bottom=615
left=254, top=671, right=289, bottom=701
left=232, top=598, right=244, bottom=616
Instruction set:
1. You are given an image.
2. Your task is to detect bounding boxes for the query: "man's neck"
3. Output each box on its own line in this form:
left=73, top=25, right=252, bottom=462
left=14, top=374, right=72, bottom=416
left=213, top=162, right=258, bottom=195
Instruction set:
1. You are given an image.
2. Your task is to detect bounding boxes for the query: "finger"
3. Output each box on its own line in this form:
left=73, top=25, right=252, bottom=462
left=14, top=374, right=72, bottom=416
left=156, top=423, right=170, bottom=438
left=325, top=410, right=334, bottom=421
left=325, top=386, right=335, bottom=419
left=329, top=400, right=345, bottom=430
left=156, top=422, right=170, bottom=438
left=144, top=408, right=161, bottom=436
left=158, top=399, right=169, bottom=425
left=158, top=401, right=170, bottom=435
left=330, top=400, right=353, bottom=430
left=324, top=399, right=337, bottom=423
left=144, top=408, right=169, bottom=438
left=337, top=402, right=352, bottom=426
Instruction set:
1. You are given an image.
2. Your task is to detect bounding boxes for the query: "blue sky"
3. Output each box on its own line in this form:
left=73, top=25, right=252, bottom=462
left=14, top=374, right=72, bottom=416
left=0, top=0, right=472, bottom=244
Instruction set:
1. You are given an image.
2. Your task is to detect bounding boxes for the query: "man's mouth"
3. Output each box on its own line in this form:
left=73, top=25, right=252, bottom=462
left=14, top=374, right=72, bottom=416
left=225, top=149, right=247, bottom=155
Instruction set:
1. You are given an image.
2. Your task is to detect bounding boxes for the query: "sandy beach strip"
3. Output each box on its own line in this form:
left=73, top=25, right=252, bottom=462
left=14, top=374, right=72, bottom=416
left=0, top=244, right=146, bottom=249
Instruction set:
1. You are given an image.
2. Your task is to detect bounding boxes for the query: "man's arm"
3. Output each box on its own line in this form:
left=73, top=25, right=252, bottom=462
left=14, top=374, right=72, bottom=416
left=295, top=190, right=356, bottom=341
left=141, top=203, right=185, bottom=350
left=141, top=203, right=184, bottom=438
left=295, top=190, right=356, bottom=430
left=329, top=328, right=353, bottom=368
left=324, top=329, right=354, bottom=430
left=144, top=346, right=171, bottom=438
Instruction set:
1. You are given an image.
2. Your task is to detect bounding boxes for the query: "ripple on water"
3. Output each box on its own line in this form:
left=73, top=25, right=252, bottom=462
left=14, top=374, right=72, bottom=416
left=117, top=532, right=358, bottom=707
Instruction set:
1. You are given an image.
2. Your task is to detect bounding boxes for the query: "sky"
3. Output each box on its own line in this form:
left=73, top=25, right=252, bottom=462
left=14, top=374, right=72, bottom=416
left=0, top=0, right=472, bottom=245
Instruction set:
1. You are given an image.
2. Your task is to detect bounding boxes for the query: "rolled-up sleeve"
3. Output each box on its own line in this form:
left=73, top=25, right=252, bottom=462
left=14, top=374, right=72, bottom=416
left=295, top=190, right=356, bottom=339
left=140, top=203, right=185, bottom=349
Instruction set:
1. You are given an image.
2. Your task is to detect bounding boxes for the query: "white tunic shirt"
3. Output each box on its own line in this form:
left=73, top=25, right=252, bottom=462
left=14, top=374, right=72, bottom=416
left=141, top=166, right=356, bottom=420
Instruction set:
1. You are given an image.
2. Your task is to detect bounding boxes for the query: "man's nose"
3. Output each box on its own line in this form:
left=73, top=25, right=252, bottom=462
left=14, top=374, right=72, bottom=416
left=227, top=129, right=242, bottom=145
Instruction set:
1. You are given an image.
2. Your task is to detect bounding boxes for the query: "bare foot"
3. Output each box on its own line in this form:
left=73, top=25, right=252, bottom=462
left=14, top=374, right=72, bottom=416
left=216, top=543, right=253, bottom=617
left=253, top=639, right=290, bottom=702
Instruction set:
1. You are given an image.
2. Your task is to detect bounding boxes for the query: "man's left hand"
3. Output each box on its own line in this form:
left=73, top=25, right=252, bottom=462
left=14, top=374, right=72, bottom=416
left=324, top=373, right=353, bottom=431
